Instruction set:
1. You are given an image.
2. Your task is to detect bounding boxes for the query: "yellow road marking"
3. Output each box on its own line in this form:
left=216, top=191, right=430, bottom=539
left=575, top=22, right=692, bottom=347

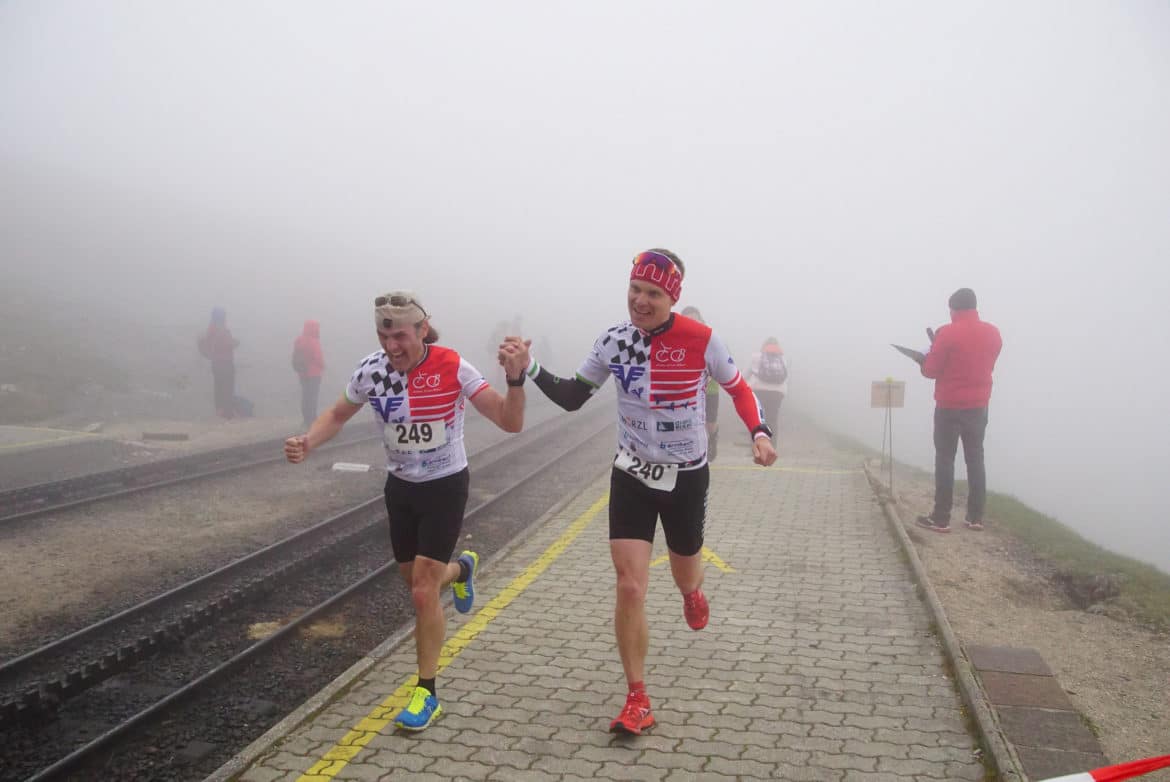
left=0, top=431, right=99, bottom=451
left=711, top=465, right=861, bottom=474
left=650, top=545, right=735, bottom=573
left=700, top=547, right=734, bottom=573
left=297, top=492, right=609, bottom=781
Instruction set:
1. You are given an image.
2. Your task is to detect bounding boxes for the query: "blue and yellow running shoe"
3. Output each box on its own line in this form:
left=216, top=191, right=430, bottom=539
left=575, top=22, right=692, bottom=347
left=453, top=550, right=478, bottom=614
left=393, top=686, right=442, bottom=731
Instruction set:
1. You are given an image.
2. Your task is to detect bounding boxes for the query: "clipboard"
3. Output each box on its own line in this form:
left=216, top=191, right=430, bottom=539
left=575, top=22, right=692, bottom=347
left=891, top=344, right=926, bottom=366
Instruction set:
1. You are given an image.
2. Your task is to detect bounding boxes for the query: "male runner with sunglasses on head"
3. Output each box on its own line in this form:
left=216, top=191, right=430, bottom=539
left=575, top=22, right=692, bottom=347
left=285, top=291, right=529, bottom=731
left=499, top=249, right=777, bottom=735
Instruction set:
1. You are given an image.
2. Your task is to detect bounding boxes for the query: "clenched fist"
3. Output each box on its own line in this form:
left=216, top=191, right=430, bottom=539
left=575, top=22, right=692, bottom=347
left=284, top=435, right=309, bottom=464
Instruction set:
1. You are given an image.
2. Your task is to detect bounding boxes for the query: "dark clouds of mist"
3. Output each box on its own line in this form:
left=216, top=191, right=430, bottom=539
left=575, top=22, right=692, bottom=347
left=2, top=2, right=1168, bottom=571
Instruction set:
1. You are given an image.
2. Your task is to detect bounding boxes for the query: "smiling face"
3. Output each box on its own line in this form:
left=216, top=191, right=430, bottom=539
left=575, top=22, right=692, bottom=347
left=377, top=321, right=428, bottom=373
left=627, top=279, right=672, bottom=331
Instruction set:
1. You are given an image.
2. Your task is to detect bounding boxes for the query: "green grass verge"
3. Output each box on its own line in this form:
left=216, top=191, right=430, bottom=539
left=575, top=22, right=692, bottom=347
left=984, top=492, right=1170, bottom=632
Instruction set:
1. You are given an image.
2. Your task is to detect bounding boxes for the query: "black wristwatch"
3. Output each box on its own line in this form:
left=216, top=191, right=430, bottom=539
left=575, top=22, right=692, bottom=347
left=506, top=374, right=525, bottom=387
left=751, top=424, right=773, bottom=439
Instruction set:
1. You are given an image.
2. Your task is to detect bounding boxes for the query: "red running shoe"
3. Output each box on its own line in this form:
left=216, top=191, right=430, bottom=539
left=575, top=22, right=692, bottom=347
left=609, top=690, right=655, bottom=735
left=683, top=589, right=709, bottom=630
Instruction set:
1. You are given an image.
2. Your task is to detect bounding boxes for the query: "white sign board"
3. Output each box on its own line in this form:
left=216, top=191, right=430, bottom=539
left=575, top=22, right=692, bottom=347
left=870, top=380, right=905, bottom=408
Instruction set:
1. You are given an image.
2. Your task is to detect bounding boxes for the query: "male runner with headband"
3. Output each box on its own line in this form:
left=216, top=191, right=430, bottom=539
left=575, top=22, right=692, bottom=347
left=499, top=249, right=777, bottom=735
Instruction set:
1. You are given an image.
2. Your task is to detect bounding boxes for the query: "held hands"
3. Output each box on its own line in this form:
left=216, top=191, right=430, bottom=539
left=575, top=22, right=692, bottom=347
left=498, top=336, right=531, bottom=381
left=752, top=435, right=778, bottom=467
left=284, top=435, right=309, bottom=464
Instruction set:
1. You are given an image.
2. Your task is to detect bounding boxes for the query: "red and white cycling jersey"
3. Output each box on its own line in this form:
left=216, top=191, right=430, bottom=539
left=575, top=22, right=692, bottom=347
left=345, top=345, right=489, bottom=482
left=576, top=314, right=765, bottom=467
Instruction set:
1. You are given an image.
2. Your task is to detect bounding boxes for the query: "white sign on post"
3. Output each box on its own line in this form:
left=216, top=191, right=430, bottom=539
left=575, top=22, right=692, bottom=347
left=871, top=380, right=905, bottom=408
left=871, top=379, right=905, bottom=494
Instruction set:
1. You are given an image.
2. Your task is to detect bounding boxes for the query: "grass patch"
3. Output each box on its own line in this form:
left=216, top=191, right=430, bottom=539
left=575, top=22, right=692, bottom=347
left=986, top=492, right=1170, bottom=632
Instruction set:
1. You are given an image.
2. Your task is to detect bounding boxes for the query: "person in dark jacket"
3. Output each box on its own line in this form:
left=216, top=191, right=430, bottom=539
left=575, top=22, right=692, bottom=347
left=197, top=307, right=240, bottom=419
left=916, top=288, right=1003, bottom=533
left=292, top=320, right=326, bottom=426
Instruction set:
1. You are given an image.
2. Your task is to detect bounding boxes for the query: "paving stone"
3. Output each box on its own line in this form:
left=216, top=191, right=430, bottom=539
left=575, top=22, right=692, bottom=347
left=467, top=747, right=535, bottom=770
left=773, top=764, right=846, bottom=781
left=594, top=761, right=669, bottom=780
left=967, top=644, right=1053, bottom=676
left=235, top=767, right=286, bottom=782
left=705, top=756, right=778, bottom=778
left=876, top=755, right=947, bottom=775
left=945, top=759, right=991, bottom=780
left=998, top=705, right=1104, bottom=754
left=810, top=751, right=879, bottom=772
left=638, top=749, right=707, bottom=772
left=979, top=671, right=1076, bottom=710
left=1016, top=746, right=1111, bottom=780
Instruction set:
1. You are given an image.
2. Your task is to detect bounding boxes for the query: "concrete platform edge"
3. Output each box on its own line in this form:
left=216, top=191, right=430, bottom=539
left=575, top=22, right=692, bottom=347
left=204, top=464, right=613, bottom=782
left=862, top=463, right=1027, bottom=782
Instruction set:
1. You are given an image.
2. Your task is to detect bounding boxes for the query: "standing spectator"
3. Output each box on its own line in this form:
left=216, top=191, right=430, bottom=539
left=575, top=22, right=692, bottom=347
left=680, top=306, right=722, bottom=461
left=915, top=288, right=1003, bottom=533
left=745, top=337, right=788, bottom=442
left=197, top=307, right=239, bottom=419
left=292, top=319, right=326, bottom=427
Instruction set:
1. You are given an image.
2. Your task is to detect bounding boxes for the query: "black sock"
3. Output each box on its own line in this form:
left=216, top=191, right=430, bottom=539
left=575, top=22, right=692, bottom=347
left=418, top=677, right=436, bottom=697
left=457, top=559, right=470, bottom=583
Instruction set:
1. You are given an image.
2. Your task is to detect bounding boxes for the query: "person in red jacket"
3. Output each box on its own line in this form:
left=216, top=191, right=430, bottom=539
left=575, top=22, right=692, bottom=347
left=292, top=319, right=326, bottom=426
left=197, top=307, right=240, bottom=419
left=916, top=288, right=1003, bottom=533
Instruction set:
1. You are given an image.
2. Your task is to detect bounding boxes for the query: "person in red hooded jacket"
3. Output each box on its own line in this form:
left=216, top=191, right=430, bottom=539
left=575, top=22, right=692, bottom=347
left=916, top=288, right=1002, bottom=534
left=292, top=320, right=326, bottom=426
left=198, top=307, right=240, bottom=419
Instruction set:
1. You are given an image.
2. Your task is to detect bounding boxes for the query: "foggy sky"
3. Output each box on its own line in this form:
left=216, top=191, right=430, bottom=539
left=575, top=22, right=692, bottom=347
left=2, top=2, right=1168, bottom=570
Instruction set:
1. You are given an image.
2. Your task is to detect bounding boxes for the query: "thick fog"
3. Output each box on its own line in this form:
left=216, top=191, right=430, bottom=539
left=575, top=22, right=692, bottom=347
left=2, top=2, right=1168, bottom=571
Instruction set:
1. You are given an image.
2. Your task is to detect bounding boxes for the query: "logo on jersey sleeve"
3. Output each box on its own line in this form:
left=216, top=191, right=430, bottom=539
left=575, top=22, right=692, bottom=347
left=369, top=396, right=406, bottom=422
left=609, top=364, right=646, bottom=392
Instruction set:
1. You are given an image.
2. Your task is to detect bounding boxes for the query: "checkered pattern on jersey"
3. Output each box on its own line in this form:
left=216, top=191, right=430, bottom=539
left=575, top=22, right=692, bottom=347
left=359, top=354, right=406, bottom=396
left=602, top=325, right=649, bottom=366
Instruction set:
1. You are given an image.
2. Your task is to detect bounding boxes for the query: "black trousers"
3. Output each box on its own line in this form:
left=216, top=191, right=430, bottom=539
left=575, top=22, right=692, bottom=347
left=931, top=406, right=989, bottom=524
left=300, top=375, right=321, bottom=426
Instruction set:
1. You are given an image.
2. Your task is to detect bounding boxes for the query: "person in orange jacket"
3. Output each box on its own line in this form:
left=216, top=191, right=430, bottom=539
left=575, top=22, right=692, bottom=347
left=292, top=320, right=326, bottom=427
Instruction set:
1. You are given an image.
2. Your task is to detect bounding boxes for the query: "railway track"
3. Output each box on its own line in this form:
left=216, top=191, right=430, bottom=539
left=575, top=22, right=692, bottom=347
left=1, top=404, right=616, bottom=781
left=0, top=427, right=382, bottom=526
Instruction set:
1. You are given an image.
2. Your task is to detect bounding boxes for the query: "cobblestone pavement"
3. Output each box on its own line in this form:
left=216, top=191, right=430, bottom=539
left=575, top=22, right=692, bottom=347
left=219, top=425, right=985, bottom=781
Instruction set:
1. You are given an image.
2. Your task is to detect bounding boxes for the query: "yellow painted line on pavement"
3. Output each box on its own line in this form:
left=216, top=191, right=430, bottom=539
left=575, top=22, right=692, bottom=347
left=650, top=545, right=735, bottom=573
left=0, top=432, right=99, bottom=451
left=297, top=492, right=610, bottom=781
left=711, top=465, right=861, bottom=475
left=700, top=547, right=734, bottom=573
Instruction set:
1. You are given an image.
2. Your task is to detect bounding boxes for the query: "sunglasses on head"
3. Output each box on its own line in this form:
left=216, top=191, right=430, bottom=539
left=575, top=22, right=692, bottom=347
left=374, top=295, right=428, bottom=320
left=632, top=251, right=678, bottom=273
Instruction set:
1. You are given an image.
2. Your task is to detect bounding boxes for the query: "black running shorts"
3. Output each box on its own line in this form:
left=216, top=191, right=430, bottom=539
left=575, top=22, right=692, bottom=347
left=608, top=464, right=709, bottom=556
left=383, top=468, right=469, bottom=563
